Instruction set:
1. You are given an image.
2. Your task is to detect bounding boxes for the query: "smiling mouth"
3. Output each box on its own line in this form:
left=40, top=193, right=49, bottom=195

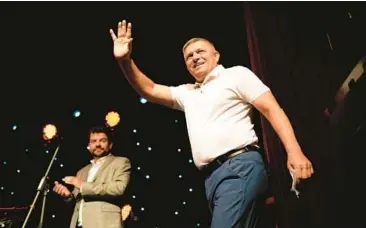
left=195, top=63, right=205, bottom=69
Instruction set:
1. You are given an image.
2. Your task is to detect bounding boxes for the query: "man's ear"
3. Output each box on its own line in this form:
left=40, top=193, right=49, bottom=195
left=215, top=51, right=220, bottom=63
left=109, top=143, right=113, bottom=150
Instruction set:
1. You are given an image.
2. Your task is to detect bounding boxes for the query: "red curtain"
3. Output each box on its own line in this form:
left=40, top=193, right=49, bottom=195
left=242, top=2, right=342, bottom=228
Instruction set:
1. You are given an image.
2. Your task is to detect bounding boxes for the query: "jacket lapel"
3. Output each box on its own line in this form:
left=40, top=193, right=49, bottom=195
left=81, top=165, right=92, bottom=182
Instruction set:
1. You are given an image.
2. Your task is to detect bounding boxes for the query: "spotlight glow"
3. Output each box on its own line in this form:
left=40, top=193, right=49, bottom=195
left=105, top=111, right=120, bottom=127
left=42, top=124, right=57, bottom=141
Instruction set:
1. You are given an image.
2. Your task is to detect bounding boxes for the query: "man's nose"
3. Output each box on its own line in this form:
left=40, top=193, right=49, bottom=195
left=193, top=52, right=200, bottom=61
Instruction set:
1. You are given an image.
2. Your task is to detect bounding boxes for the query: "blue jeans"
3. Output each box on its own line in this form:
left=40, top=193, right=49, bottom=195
left=204, top=151, right=268, bottom=228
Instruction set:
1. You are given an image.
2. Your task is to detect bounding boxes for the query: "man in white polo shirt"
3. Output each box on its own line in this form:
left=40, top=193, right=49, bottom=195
left=109, top=20, right=314, bottom=228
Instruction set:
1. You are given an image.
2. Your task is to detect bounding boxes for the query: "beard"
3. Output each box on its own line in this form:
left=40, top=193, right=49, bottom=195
left=92, top=148, right=109, bottom=158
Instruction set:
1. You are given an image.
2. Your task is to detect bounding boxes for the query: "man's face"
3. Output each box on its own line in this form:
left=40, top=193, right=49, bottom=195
left=183, top=40, right=220, bottom=83
left=88, top=132, right=112, bottom=158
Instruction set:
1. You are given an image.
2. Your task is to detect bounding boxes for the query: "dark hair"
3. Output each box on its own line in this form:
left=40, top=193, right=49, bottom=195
left=88, top=126, right=113, bottom=143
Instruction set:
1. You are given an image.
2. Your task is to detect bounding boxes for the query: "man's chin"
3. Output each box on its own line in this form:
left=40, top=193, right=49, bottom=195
left=192, top=73, right=205, bottom=82
left=93, top=151, right=111, bottom=158
left=93, top=152, right=105, bottom=158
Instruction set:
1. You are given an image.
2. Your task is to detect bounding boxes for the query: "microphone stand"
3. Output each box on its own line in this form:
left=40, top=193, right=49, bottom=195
left=21, top=145, right=60, bottom=228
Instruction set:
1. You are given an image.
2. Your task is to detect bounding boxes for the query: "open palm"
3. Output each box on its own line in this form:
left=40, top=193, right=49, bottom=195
left=110, top=20, right=133, bottom=60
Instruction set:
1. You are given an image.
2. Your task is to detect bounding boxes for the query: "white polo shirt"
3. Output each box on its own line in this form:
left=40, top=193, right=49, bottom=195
left=170, top=65, right=269, bottom=169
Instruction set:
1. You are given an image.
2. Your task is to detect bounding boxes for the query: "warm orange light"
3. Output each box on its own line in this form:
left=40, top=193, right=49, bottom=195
left=105, top=111, right=120, bottom=127
left=121, top=204, right=132, bottom=221
left=42, top=124, right=57, bottom=141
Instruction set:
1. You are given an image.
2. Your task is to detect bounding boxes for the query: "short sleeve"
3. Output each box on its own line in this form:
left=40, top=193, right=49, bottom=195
left=234, top=66, right=270, bottom=103
left=169, top=84, right=188, bottom=111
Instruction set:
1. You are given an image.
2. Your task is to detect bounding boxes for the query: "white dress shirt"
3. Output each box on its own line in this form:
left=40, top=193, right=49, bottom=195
left=78, top=154, right=110, bottom=226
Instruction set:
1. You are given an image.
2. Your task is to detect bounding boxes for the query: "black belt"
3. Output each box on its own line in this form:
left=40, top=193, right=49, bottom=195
left=201, top=145, right=260, bottom=178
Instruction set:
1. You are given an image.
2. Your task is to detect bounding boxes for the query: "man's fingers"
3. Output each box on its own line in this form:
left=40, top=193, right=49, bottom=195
left=109, top=29, right=117, bottom=41
left=301, top=166, right=308, bottom=179
left=307, top=168, right=313, bottom=178
left=117, top=21, right=122, bottom=37
left=126, top=22, right=132, bottom=38
left=295, top=166, right=302, bottom=180
left=53, top=184, right=63, bottom=193
left=60, top=186, right=70, bottom=195
left=118, top=20, right=127, bottom=37
left=121, top=20, right=126, bottom=36
left=62, top=177, right=72, bottom=184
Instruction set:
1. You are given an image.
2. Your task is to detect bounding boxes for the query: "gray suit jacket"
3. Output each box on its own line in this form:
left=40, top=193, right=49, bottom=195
left=68, top=155, right=131, bottom=228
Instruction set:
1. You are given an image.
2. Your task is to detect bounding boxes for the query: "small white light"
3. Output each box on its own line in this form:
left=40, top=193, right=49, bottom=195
left=189, top=188, right=193, bottom=192
left=189, top=159, right=192, bottom=163
left=10, top=192, right=14, bottom=195
left=141, top=207, right=145, bottom=211
left=177, top=148, right=181, bottom=152
left=178, top=175, right=182, bottom=179
left=133, top=129, right=137, bottom=133
left=136, top=142, right=140, bottom=146
left=17, top=170, right=20, bottom=173
left=60, top=164, right=64, bottom=168
left=174, top=211, right=179, bottom=215
left=148, top=147, right=152, bottom=151
left=73, top=110, right=81, bottom=118
left=1, top=187, right=4, bottom=190
left=132, top=195, right=136, bottom=199
left=137, top=166, right=140, bottom=170
left=146, top=175, right=150, bottom=179
left=52, top=214, right=56, bottom=218
left=182, top=201, right=186, bottom=205
left=197, top=223, right=200, bottom=227
left=139, top=97, right=147, bottom=104
left=175, top=119, right=178, bottom=123
left=12, top=125, right=17, bottom=130
left=45, top=150, right=49, bottom=154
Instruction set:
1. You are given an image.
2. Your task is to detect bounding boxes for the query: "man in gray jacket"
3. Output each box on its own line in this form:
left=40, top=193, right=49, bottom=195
left=53, top=126, right=131, bottom=228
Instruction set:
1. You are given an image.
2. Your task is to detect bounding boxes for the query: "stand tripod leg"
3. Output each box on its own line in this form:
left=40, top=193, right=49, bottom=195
left=37, top=185, right=48, bottom=228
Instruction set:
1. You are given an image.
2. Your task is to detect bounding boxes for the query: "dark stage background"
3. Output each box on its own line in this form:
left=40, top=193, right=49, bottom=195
left=1, top=2, right=366, bottom=228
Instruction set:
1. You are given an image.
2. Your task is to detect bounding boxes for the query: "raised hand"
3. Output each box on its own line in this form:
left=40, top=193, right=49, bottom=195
left=53, top=181, right=71, bottom=198
left=109, top=20, right=133, bottom=60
